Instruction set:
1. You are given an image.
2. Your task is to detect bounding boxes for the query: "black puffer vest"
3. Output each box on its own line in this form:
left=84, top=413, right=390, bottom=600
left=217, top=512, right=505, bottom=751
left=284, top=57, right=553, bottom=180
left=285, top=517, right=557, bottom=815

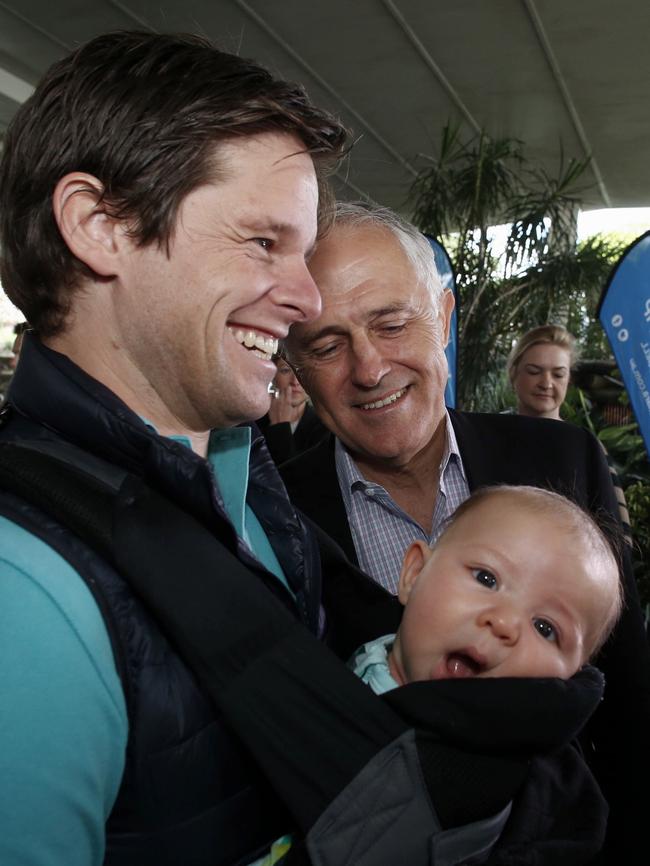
left=0, top=335, right=322, bottom=866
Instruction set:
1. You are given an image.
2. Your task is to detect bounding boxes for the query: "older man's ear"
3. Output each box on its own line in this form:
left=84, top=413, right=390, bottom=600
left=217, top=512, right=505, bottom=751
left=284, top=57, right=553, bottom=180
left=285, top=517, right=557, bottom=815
left=440, top=289, right=455, bottom=347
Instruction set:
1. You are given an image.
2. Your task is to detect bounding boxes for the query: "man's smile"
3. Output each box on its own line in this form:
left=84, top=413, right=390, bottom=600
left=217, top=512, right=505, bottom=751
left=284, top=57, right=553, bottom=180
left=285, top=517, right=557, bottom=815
left=356, top=386, right=409, bottom=411
left=228, top=326, right=278, bottom=361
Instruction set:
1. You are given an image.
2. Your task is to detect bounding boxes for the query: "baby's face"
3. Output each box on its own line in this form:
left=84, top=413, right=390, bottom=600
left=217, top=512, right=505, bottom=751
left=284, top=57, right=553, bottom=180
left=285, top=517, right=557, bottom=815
left=389, top=495, right=616, bottom=686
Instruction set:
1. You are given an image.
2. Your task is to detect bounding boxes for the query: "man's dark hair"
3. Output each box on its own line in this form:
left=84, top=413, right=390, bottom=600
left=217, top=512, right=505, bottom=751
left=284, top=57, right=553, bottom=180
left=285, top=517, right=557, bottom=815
left=0, top=31, right=348, bottom=336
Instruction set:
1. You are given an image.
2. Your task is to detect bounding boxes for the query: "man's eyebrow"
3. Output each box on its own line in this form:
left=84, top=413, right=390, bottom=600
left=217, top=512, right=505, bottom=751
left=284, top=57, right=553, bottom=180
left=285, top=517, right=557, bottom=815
left=300, top=323, right=348, bottom=345
left=368, top=303, right=413, bottom=320
left=240, top=217, right=316, bottom=257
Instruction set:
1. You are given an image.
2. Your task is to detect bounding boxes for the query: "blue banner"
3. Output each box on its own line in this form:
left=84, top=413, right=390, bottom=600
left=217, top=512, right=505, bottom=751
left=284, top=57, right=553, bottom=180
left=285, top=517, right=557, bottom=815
left=425, top=235, right=458, bottom=408
left=598, top=231, right=650, bottom=459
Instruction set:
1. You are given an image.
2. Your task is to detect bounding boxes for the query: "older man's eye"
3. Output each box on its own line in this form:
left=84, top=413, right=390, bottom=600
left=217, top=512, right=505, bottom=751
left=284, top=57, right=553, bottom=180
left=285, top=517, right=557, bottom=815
left=472, top=568, right=497, bottom=589
left=378, top=322, right=406, bottom=336
left=253, top=237, right=274, bottom=250
left=309, top=342, right=340, bottom=361
left=533, top=618, right=558, bottom=642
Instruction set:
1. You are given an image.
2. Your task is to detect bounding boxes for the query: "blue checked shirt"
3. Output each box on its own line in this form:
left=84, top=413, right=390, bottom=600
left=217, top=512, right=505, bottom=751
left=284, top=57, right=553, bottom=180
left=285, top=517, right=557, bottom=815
left=335, top=412, right=469, bottom=594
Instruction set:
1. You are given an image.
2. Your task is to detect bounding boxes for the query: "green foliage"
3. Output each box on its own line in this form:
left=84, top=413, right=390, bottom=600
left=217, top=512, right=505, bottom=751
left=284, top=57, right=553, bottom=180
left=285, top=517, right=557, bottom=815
left=563, top=387, right=650, bottom=608
left=598, top=423, right=650, bottom=481
left=625, top=480, right=650, bottom=610
left=599, top=423, right=650, bottom=610
left=411, top=128, right=648, bottom=606
left=410, top=124, right=622, bottom=410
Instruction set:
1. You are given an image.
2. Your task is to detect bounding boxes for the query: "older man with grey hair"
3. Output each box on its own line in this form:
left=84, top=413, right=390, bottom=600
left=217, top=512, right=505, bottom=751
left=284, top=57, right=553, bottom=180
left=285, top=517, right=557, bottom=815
left=284, top=202, right=455, bottom=592
left=281, top=200, right=650, bottom=864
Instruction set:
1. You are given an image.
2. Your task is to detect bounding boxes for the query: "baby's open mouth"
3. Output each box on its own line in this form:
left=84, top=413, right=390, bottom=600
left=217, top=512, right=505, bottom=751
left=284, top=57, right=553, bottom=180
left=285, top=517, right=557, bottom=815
left=444, top=651, right=484, bottom=678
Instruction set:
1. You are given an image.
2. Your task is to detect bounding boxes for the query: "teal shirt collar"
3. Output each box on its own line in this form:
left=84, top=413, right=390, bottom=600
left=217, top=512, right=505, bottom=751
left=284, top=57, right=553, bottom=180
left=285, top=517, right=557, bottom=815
left=143, top=420, right=290, bottom=593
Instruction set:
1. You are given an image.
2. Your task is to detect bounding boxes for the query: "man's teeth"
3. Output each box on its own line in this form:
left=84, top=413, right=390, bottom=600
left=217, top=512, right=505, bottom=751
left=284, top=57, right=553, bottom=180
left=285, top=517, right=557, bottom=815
left=359, top=387, right=407, bottom=411
left=229, top=328, right=278, bottom=359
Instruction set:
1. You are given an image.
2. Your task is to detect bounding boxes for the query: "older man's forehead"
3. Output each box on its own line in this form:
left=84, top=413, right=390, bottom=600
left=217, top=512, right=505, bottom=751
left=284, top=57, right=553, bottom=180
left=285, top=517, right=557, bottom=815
left=312, top=224, right=420, bottom=296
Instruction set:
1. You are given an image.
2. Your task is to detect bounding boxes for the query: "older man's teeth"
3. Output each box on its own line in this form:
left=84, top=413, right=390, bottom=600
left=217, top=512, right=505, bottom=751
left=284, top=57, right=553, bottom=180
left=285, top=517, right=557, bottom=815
left=359, top=388, right=407, bottom=410
left=229, top=328, right=278, bottom=359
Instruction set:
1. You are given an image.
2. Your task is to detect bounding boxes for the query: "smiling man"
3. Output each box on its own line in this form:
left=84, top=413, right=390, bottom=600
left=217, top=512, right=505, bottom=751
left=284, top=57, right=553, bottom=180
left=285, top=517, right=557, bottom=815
left=0, top=31, right=351, bottom=866
left=281, top=201, right=650, bottom=864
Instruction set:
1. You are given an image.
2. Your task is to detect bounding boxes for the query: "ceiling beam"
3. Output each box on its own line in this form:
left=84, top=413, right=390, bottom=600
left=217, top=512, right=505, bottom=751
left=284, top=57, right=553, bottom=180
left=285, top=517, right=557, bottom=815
left=0, top=1, right=70, bottom=49
left=0, top=66, right=34, bottom=104
left=380, top=0, right=481, bottom=135
left=233, top=0, right=417, bottom=177
left=521, top=0, right=611, bottom=207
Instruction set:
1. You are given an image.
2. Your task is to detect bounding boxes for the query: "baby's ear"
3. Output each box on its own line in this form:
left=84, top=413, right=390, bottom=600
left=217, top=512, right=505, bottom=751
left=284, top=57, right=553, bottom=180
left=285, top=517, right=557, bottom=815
left=398, top=541, right=431, bottom=605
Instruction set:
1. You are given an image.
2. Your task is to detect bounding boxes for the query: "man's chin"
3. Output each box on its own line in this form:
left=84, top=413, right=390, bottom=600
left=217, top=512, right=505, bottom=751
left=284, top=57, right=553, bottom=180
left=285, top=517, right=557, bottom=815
left=250, top=393, right=273, bottom=422
left=219, top=390, right=273, bottom=428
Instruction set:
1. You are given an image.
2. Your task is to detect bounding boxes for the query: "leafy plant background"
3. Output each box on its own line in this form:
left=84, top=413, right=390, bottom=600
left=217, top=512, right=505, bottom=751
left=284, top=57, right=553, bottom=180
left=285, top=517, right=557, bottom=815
left=410, top=124, right=649, bottom=610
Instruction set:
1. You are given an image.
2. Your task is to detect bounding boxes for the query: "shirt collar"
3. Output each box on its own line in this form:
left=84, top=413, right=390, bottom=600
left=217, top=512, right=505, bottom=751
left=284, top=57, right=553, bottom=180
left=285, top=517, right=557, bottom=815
left=335, top=409, right=466, bottom=495
left=441, top=410, right=466, bottom=486
left=141, top=418, right=253, bottom=540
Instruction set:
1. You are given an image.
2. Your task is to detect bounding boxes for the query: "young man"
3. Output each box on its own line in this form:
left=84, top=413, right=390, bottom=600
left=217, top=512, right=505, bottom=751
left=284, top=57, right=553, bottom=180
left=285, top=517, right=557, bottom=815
left=0, top=31, right=352, bottom=865
left=5, top=32, right=550, bottom=866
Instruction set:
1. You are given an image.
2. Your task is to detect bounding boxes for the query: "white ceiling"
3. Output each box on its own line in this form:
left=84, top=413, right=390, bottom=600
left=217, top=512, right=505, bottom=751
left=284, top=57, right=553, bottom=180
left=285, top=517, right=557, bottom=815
left=1, top=0, right=649, bottom=215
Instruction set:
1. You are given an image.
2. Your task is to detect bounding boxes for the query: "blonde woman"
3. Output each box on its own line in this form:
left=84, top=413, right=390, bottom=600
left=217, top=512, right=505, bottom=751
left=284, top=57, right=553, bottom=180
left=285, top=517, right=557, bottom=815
left=506, top=324, right=576, bottom=420
left=508, top=324, right=631, bottom=543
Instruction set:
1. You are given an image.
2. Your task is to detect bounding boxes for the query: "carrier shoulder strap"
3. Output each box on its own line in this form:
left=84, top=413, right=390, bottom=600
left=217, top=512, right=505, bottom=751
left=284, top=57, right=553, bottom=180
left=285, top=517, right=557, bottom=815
left=0, top=441, right=528, bottom=865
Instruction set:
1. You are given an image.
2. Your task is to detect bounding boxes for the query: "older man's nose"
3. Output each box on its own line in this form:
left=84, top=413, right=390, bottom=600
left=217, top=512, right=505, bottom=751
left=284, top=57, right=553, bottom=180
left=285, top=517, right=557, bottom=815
left=350, top=336, right=390, bottom=387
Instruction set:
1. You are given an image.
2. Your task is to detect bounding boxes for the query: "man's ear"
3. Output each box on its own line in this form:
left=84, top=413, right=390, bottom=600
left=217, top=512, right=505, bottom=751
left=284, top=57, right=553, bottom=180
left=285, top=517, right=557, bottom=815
left=439, top=288, right=455, bottom=347
left=397, top=541, right=431, bottom=606
left=52, top=172, right=125, bottom=278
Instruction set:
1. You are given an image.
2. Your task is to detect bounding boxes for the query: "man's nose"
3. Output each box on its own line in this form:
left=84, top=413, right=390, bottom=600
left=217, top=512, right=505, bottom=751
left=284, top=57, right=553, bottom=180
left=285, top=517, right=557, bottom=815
left=274, top=259, right=322, bottom=324
left=477, top=606, right=521, bottom=645
left=349, top=334, right=390, bottom=388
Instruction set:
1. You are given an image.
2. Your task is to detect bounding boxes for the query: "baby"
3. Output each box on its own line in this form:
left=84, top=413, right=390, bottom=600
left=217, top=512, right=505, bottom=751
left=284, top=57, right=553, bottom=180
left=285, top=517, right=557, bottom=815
left=352, top=484, right=622, bottom=692
left=258, top=485, right=622, bottom=866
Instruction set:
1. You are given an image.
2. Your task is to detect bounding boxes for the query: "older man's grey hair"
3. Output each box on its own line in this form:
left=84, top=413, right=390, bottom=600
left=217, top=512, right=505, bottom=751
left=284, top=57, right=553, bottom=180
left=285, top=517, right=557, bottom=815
left=332, top=201, right=444, bottom=305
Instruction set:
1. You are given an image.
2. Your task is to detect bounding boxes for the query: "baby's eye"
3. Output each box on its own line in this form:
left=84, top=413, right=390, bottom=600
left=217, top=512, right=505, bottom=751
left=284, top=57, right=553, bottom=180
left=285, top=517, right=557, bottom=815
left=472, top=568, right=497, bottom=589
left=533, top=618, right=558, bottom=642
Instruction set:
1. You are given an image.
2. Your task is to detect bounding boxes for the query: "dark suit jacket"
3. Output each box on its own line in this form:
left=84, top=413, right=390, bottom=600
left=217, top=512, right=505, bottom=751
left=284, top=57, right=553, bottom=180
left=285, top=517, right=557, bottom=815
left=279, top=408, right=650, bottom=864
left=257, top=404, right=328, bottom=466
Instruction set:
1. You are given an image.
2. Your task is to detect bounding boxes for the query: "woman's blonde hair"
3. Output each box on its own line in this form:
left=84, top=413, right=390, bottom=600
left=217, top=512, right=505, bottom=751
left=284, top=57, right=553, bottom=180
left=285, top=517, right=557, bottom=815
left=506, top=324, right=578, bottom=385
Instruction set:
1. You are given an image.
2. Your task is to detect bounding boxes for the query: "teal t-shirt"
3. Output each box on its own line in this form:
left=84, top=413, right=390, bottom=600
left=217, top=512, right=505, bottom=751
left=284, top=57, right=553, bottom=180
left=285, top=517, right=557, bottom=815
left=0, top=519, right=128, bottom=865
left=0, top=426, right=290, bottom=863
